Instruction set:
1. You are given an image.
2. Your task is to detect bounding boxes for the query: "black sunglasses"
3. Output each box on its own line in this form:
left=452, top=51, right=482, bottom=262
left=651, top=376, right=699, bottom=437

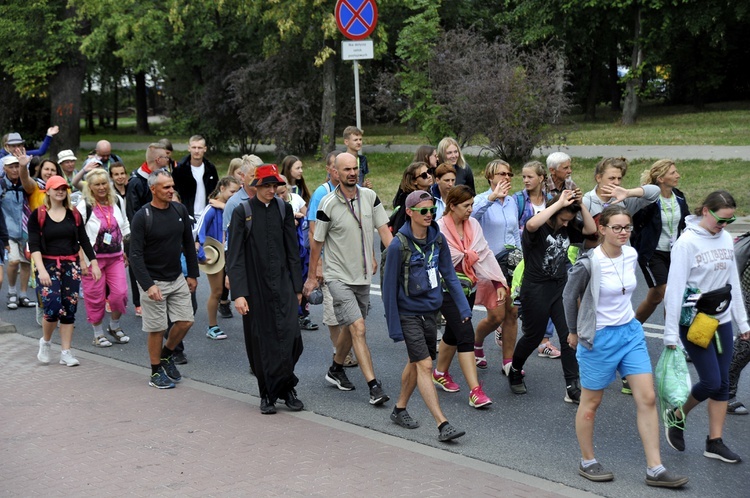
left=410, top=206, right=438, bottom=215
left=416, top=171, right=432, bottom=180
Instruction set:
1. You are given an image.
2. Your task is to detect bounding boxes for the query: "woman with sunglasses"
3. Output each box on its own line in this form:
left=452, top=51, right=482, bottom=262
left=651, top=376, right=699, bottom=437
left=564, top=205, right=688, bottom=487
left=471, top=160, right=520, bottom=372
left=663, top=190, right=749, bottom=464
left=632, top=160, right=689, bottom=324
left=29, top=176, right=100, bottom=367
left=389, top=162, right=434, bottom=235
left=433, top=185, right=506, bottom=408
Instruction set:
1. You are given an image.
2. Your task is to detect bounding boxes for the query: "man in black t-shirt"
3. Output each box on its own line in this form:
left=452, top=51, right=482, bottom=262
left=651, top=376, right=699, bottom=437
left=129, top=170, right=199, bottom=389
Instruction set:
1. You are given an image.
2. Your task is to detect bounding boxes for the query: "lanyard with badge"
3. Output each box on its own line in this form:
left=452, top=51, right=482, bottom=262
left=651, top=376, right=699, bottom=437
left=96, top=202, right=113, bottom=245
left=413, top=240, right=439, bottom=289
left=661, top=195, right=677, bottom=248
left=344, top=190, right=369, bottom=278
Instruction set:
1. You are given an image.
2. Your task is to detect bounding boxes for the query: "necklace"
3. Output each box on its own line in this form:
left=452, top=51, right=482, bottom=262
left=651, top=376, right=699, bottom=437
left=601, top=245, right=626, bottom=295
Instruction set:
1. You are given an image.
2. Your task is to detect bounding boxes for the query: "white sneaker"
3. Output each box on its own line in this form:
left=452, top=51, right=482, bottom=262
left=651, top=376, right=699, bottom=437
left=59, top=350, right=80, bottom=367
left=37, top=338, right=51, bottom=364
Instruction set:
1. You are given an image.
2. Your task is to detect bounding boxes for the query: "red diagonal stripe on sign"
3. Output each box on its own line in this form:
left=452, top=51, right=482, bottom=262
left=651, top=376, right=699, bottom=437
left=341, top=0, right=372, bottom=32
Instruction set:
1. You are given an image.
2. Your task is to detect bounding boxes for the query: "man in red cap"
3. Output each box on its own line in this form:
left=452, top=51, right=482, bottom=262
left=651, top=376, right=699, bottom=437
left=227, top=164, right=305, bottom=414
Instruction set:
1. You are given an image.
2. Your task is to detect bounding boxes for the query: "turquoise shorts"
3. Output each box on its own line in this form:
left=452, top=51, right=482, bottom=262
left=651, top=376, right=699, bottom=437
left=577, top=318, right=652, bottom=391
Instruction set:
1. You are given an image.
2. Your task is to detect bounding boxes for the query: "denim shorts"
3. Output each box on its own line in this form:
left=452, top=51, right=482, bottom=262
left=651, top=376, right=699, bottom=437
left=577, top=318, right=652, bottom=390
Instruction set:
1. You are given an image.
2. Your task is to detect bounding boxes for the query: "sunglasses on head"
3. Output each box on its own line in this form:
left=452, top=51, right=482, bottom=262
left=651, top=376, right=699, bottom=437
left=709, top=209, right=736, bottom=225
left=416, top=171, right=431, bottom=180
left=410, top=206, right=438, bottom=216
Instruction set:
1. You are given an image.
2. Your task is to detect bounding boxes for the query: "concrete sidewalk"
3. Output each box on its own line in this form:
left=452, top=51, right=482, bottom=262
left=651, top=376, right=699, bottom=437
left=0, top=333, right=595, bottom=497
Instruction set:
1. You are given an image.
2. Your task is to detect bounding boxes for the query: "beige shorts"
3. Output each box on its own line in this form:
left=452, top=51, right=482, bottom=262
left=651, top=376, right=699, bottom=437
left=326, top=280, right=369, bottom=327
left=322, top=283, right=338, bottom=326
left=139, top=278, right=194, bottom=332
left=8, top=239, right=29, bottom=263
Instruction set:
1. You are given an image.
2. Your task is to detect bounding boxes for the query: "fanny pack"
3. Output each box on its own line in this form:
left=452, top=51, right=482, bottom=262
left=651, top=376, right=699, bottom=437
left=694, top=284, right=732, bottom=315
left=685, top=285, right=731, bottom=351
left=443, top=271, right=475, bottom=297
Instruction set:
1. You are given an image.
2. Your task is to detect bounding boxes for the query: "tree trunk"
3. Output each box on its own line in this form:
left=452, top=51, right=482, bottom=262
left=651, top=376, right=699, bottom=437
left=86, top=73, right=95, bottom=133
left=609, top=55, right=622, bottom=111
left=113, top=76, right=119, bottom=131
left=135, top=71, right=150, bottom=135
left=49, top=59, right=87, bottom=156
left=622, top=8, right=642, bottom=126
left=585, top=61, right=600, bottom=121
left=318, top=43, right=336, bottom=157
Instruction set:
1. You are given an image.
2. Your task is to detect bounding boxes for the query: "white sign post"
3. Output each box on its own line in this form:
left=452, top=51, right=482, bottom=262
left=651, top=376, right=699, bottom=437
left=342, top=40, right=374, bottom=130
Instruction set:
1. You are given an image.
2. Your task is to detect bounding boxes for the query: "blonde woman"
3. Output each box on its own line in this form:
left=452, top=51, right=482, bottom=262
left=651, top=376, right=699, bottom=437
left=437, top=137, right=475, bottom=194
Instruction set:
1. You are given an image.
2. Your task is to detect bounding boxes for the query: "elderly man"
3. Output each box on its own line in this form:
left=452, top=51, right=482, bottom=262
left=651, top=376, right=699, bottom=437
left=57, top=149, right=79, bottom=188
left=129, top=170, right=198, bottom=389
left=304, top=152, right=393, bottom=406
left=545, top=152, right=578, bottom=196
left=83, top=140, right=122, bottom=171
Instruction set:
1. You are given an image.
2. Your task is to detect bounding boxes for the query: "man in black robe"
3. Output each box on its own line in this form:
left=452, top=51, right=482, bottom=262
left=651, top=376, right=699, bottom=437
left=227, top=164, right=304, bottom=414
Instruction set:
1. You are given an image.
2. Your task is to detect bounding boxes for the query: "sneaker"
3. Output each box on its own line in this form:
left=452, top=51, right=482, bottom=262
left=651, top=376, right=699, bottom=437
left=474, top=346, right=488, bottom=369
left=565, top=381, right=581, bottom=404
left=218, top=302, right=233, bottom=319
left=107, top=325, right=130, bottom=344
left=149, top=368, right=176, bottom=389
left=7, top=293, right=18, bottom=310
left=469, top=384, right=492, bottom=408
left=494, top=327, right=503, bottom=348
left=206, top=325, right=228, bottom=340
left=507, top=365, right=527, bottom=394
left=578, top=462, right=614, bottom=482
left=160, top=356, right=182, bottom=383
left=704, top=437, right=742, bottom=463
left=37, top=337, right=51, bottom=364
left=260, top=396, right=276, bottom=414
left=299, top=316, right=319, bottom=331
left=621, top=377, right=632, bottom=395
left=325, top=368, right=355, bottom=391
left=134, top=306, right=142, bottom=317
left=727, top=399, right=748, bottom=415
left=282, top=389, right=304, bottom=411
left=645, top=470, right=689, bottom=488
left=433, top=370, right=460, bottom=392
left=438, top=423, right=465, bottom=442
left=173, top=351, right=188, bottom=365
left=59, top=350, right=80, bottom=367
left=501, top=362, right=525, bottom=377
left=538, top=342, right=561, bottom=358
left=391, top=409, right=420, bottom=429
left=369, top=382, right=389, bottom=405
left=664, top=408, right=686, bottom=452
left=343, top=350, right=358, bottom=368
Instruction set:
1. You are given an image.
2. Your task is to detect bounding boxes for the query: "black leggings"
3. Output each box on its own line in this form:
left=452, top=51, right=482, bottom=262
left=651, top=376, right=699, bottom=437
left=512, top=279, right=579, bottom=385
left=440, top=291, right=476, bottom=353
left=729, top=336, right=750, bottom=399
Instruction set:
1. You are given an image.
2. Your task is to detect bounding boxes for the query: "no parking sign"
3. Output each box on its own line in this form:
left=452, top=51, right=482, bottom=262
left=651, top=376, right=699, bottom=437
left=335, top=0, right=378, bottom=40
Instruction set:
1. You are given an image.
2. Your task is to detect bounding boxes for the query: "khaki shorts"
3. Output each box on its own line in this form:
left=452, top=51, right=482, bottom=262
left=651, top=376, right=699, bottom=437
left=8, top=239, right=29, bottom=263
left=139, top=278, right=194, bottom=332
left=322, top=283, right=338, bottom=327
left=326, top=280, right=369, bottom=327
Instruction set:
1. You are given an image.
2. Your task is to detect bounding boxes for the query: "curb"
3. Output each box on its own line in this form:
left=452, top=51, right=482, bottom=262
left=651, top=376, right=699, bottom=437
left=0, top=320, right=17, bottom=334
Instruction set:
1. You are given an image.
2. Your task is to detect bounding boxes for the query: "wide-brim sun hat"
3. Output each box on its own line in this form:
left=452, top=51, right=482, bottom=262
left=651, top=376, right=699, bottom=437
left=199, top=236, right=226, bottom=275
left=57, top=149, right=77, bottom=163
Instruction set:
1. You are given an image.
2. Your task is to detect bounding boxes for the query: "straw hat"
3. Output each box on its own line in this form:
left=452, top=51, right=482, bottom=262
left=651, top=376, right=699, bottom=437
left=199, top=237, right=225, bottom=275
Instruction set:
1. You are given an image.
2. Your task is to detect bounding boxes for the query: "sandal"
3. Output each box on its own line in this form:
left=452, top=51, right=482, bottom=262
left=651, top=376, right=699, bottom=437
left=107, top=326, right=130, bottom=344
left=19, top=296, right=36, bottom=308
left=93, top=335, right=113, bottom=348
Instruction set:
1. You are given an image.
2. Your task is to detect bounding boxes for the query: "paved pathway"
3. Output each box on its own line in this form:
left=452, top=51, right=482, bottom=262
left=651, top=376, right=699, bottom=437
left=0, top=333, right=595, bottom=497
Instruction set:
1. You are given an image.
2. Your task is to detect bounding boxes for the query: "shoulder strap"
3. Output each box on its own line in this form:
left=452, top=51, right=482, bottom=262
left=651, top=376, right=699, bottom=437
left=275, top=196, right=286, bottom=222
left=82, top=203, right=93, bottom=224
left=395, top=232, right=413, bottom=296
left=514, top=191, right=525, bottom=222
left=72, top=207, right=82, bottom=226
left=38, top=205, right=47, bottom=230
left=242, top=201, right=253, bottom=239
left=143, top=205, right=153, bottom=236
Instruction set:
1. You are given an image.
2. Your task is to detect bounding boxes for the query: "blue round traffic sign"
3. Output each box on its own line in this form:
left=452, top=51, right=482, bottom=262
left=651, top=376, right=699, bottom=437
left=335, top=0, right=378, bottom=41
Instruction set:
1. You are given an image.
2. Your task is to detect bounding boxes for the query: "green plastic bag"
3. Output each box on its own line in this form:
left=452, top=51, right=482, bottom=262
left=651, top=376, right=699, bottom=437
left=655, top=348, right=691, bottom=411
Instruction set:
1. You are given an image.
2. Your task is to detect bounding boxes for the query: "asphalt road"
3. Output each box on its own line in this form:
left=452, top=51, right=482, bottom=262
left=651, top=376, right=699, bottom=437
left=8, top=235, right=749, bottom=498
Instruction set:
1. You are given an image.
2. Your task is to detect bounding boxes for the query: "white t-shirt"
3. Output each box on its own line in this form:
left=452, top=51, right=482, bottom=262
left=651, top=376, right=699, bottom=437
left=191, top=163, right=206, bottom=219
left=594, top=245, right=637, bottom=329
left=288, top=192, right=306, bottom=214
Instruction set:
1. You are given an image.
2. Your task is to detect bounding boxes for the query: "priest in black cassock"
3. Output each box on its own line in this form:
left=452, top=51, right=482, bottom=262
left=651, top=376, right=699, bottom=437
left=227, top=164, right=304, bottom=414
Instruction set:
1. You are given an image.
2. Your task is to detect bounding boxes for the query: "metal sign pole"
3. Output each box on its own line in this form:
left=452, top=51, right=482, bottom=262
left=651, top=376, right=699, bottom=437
left=353, top=59, right=362, bottom=130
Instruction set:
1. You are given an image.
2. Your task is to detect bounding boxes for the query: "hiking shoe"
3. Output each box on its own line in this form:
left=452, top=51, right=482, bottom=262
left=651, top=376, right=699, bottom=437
left=59, top=350, right=80, bottom=367
left=149, top=368, right=175, bottom=389
left=391, top=409, right=420, bottom=429
left=438, top=423, right=465, bottom=442
left=646, top=470, right=689, bottom=488
left=299, top=316, right=319, bottom=331
left=565, top=381, right=581, bottom=404
left=578, top=462, right=614, bottom=482
left=19, top=296, right=35, bottom=308
left=369, top=382, right=389, bottom=405
left=621, top=377, right=632, bottom=395
left=37, top=337, right=51, bottom=364
left=7, top=293, right=18, bottom=310
left=325, top=368, right=355, bottom=391
left=160, top=356, right=182, bottom=383
left=343, top=350, right=358, bottom=367
left=173, top=351, right=188, bottom=365
left=218, top=302, right=233, bottom=319
left=538, top=342, right=561, bottom=358
left=507, top=365, right=527, bottom=394
left=282, top=389, right=304, bottom=411
left=664, top=408, right=686, bottom=451
left=727, top=399, right=748, bottom=415
left=433, top=369, right=460, bottom=392
left=474, top=346, right=488, bottom=369
left=494, top=327, right=503, bottom=348
left=260, top=396, right=276, bottom=414
left=704, top=437, right=742, bottom=463
left=134, top=306, right=142, bottom=317
left=469, top=384, right=492, bottom=408
left=206, top=325, right=228, bottom=340
left=107, top=325, right=130, bottom=344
